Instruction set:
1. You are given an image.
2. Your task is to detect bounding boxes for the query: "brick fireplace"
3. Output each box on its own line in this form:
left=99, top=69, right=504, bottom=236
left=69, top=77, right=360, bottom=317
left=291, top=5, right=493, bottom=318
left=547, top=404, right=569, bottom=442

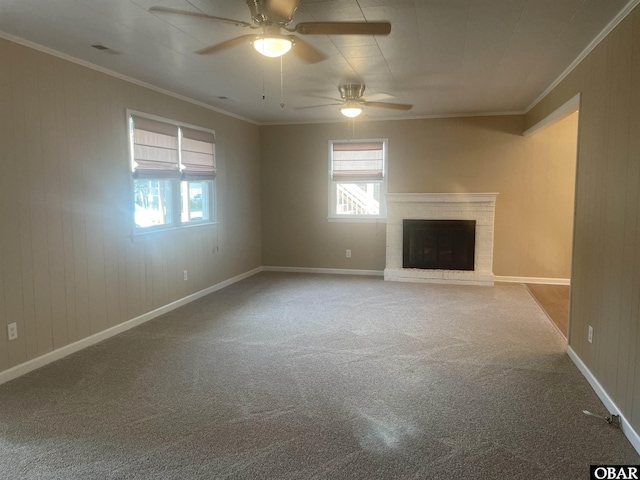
left=385, top=193, right=498, bottom=286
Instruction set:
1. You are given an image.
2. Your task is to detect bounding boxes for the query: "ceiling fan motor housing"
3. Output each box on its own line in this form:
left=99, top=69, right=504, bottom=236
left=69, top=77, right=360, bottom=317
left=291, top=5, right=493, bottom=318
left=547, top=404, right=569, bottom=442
left=247, top=0, right=296, bottom=25
left=339, top=84, right=366, bottom=101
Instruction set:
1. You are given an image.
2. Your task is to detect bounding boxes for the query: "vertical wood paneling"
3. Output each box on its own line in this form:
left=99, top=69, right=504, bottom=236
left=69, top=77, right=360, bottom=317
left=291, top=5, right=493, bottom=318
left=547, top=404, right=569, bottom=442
left=164, top=231, right=179, bottom=304
left=11, top=45, right=38, bottom=361
left=1, top=44, right=27, bottom=367
left=609, top=21, right=634, bottom=412
left=0, top=178, right=6, bottom=372
left=55, top=57, right=77, bottom=345
left=101, top=78, right=123, bottom=328
left=632, top=195, right=640, bottom=425
left=0, top=237, right=6, bottom=373
left=186, top=231, right=197, bottom=290
left=175, top=232, right=188, bottom=301
left=150, top=237, right=167, bottom=309
left=24, top=49, right=54, bottom=357
left=117, top=237, right=129, bottom=327
left=80, top=70, right=108, bottom=336
left=195, top=234, right=207, bottom=291
left=0, top=41, right=17, bottom=370
left=164, top=234, right=175, bottom=305
left=632, top=175, right=640, bottom=426
left=597, top=23, right=627, bottom=397
left=125, top=241, right=141, bottom=321
left=595, top=37, right=613, bottom=385
left=92, top=73, right=114, bottom=330
left=629, top=10, right=640, bottom=430
left=0, top=37, right=260, bottom=380
left=585, top=46, right=607, bottom=365
left=526, top=4, right=640, bottom=433
left=39, top=54, right=68, bottom=351
left=64, top=63, right=91, bottom=341
left=141, top=239, right=151, bottom=313
left=578, top=44, right=608, bottom=372
left=136, top=240, right=153, bottom=315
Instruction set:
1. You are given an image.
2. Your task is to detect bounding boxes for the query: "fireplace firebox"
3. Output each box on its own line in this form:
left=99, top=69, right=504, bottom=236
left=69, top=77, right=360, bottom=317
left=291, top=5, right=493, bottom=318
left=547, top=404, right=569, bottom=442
left=403, top=219, right=476, bottom=271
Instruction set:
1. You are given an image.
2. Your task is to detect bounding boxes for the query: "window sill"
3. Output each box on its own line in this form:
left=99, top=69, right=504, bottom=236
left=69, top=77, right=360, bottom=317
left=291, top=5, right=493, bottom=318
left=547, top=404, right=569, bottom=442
left=327, top=217, right=387, bottom=224
left=133, top=221, right=218, bottom=237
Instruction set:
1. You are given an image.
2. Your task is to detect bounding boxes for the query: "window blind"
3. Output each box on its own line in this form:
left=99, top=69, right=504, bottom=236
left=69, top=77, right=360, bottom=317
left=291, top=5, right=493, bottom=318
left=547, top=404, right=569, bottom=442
left=332, top=141, right=384, bottom=181
left=131, top=116, right=179, bottom=177
left=181, top=127, right=216, bottom=179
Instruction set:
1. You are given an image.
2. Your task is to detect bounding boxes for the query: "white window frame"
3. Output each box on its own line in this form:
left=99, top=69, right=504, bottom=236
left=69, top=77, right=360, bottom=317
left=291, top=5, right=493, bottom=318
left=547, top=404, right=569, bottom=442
left=127, top=109, right=217, bottom=235
left=328, top=138, right=388, bottom=222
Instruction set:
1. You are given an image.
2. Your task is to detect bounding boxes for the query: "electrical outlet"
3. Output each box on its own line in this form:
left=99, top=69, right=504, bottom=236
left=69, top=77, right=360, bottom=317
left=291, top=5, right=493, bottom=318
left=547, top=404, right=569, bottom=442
left=183, top=270, right=188, bottom=281
left=7, top=323, right=17, bottom=341
left=588, top=325, right=593, bottom=344
left=346, top=249, right=351, bottom=258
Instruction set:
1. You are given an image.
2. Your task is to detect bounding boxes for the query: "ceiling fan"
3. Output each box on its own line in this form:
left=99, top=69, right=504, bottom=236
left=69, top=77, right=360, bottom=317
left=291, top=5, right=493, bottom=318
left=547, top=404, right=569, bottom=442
left=299, top=84, right=413, bottom=117
left=149, top=0, right=391, bottom=64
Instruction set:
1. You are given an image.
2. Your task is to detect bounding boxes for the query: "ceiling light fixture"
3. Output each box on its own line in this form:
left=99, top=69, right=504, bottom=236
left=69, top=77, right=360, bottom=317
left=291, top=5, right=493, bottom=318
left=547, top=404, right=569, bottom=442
left=340, top=101, right=363, bottom=118
left=253, top=36, right=292, bottom=58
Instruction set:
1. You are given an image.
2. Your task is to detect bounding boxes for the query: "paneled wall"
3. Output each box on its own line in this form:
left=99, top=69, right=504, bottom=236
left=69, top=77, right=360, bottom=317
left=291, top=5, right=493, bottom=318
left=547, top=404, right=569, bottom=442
left=526, top=6, right=640, bottom=431
left=0, top=38, right=262, bottom=375
left=261, top=114, right=577, bottom=279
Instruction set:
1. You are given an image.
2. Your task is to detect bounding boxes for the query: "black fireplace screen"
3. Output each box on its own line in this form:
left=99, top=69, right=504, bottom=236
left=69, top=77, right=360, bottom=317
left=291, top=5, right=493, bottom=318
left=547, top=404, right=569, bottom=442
left=403, top=219, right=476, bottom=271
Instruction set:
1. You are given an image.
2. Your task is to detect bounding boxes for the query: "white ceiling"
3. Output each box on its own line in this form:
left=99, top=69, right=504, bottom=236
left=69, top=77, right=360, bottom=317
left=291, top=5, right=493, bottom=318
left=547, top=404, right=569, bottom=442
left=0, top=0, right=634, bottom=124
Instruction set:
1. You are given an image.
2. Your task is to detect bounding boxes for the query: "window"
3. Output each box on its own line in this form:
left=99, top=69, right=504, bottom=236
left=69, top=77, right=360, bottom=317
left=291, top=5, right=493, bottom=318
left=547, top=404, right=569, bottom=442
left=128, top=112, right=216, bottom=232
left=328, top=139, right=387, bottom=220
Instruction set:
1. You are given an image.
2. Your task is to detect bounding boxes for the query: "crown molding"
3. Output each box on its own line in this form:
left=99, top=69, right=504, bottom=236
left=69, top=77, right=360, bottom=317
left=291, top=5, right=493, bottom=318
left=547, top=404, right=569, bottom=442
left=260, top=110, right=526, bottom=126
left=525, top=0, right=640, bottom=114
left=0, top=32, right=259, bottom=126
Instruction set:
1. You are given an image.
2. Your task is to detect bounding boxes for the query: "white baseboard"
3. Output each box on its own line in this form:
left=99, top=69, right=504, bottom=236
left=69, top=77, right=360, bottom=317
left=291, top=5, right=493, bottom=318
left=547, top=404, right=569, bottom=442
left=262, top=270, right=567, bottom=284
left=495, top=276, right=570, bottom=285
left=0, top=266, right=263, bottom=386
left=262, top=266, right=384, bottom=277
left=567, top=346, right=640, bottom=455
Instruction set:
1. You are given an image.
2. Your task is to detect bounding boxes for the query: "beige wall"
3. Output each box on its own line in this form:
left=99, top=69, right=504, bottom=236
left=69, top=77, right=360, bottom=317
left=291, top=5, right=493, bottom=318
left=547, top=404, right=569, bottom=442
left=0, top=38, right=262, bottom=374
left=526, top=5, right=640, bottom=432
left=261, top=114, right=577, bottom=278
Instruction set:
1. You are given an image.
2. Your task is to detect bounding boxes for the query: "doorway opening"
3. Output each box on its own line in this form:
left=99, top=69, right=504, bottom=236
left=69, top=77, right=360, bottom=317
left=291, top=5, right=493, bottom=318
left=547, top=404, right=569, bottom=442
left=522, top=94, right=580, bottom=340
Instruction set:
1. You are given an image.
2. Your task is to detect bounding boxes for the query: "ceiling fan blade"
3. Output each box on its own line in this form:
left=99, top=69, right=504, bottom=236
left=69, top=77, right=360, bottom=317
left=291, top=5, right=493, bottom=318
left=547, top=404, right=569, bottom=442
left=149, top=7, right=252, bottom=28
left=295, top=103, right=342, bottom=110
left=294, top=22, right=391, bottom=36
left=196, top=35, right=258, bottom=55
left=290, top=36, right=327, bottom=64
left=364, top=101, right=413, bottom=110
left=364, top=92, right=395, bottom=102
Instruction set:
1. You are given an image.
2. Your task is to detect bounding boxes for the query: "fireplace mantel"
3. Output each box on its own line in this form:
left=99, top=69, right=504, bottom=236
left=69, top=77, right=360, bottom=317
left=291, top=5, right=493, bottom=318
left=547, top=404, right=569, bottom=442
left=385, top=193, right=498, bottom=286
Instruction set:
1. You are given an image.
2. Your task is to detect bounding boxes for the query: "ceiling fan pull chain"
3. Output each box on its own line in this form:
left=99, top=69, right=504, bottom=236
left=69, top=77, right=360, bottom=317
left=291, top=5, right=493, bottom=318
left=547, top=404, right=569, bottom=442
left=280, top=56, right=285, bottom=108
left=262, top=56, right=266, bottom=100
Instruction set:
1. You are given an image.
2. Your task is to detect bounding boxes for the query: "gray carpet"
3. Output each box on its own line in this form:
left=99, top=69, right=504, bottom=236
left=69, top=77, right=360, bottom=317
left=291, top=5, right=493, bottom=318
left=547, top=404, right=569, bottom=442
left=0, top=272, right=638, bottom=479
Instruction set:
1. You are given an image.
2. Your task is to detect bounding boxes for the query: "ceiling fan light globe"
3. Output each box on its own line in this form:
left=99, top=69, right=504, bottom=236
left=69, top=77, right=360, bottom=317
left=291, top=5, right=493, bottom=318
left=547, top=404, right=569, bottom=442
left=253, top=37, right=292, bottom=57
left=340, top=106, right=362, bottom=118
